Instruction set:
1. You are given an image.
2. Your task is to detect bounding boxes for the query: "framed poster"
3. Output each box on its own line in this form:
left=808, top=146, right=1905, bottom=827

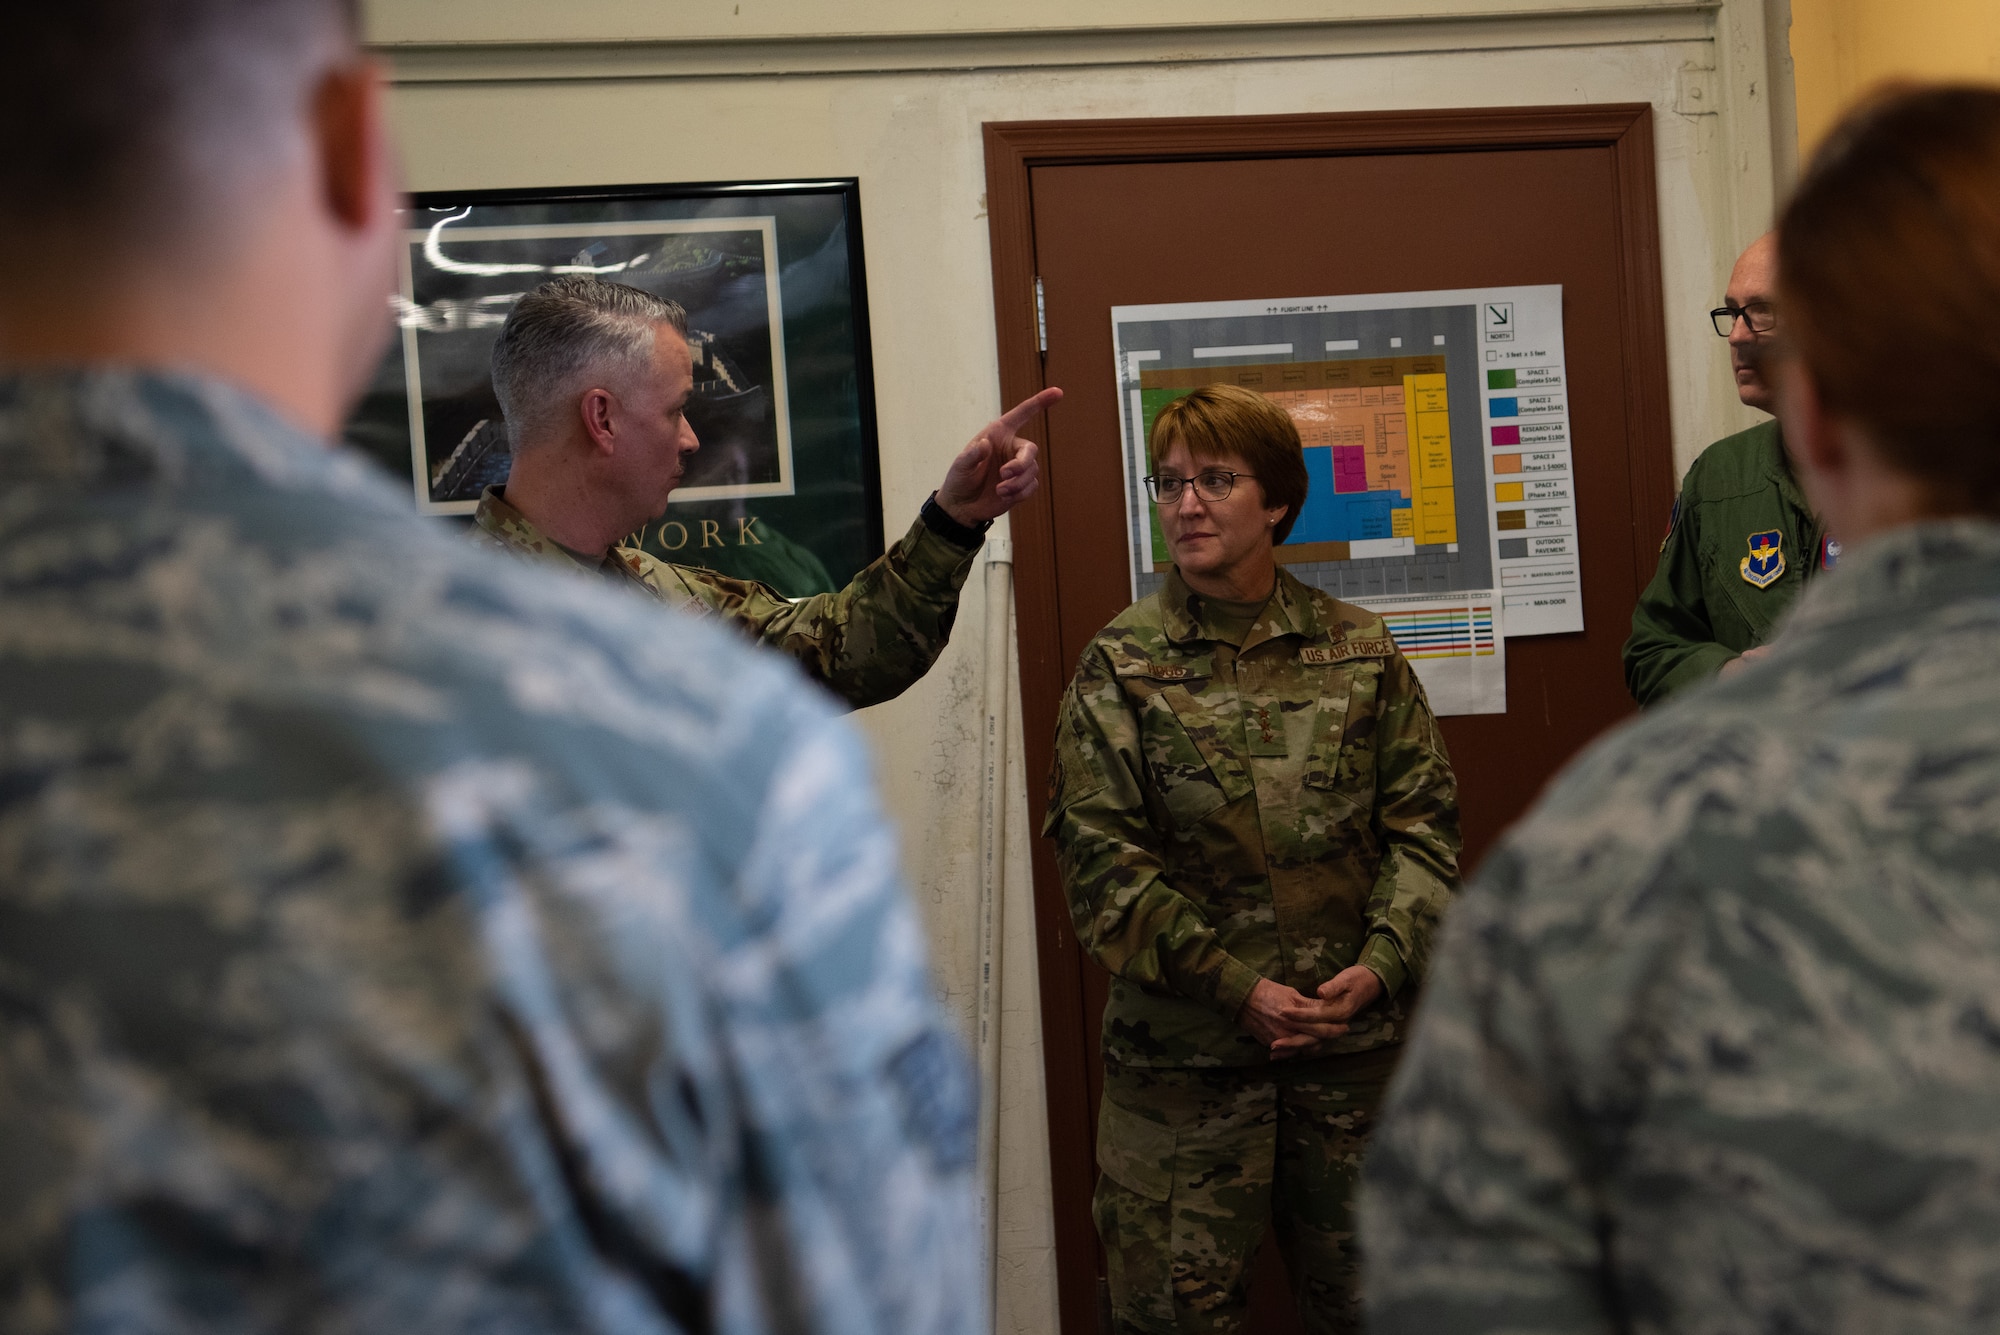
left=342, top=178, right=882, bottom=596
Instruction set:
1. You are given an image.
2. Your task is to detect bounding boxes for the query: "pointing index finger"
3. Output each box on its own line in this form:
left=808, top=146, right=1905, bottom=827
left=995, top=386, right=1064, bottom=435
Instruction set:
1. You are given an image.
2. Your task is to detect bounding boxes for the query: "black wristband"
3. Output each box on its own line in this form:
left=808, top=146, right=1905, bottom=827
left=920, top=492, right=991, bottom=548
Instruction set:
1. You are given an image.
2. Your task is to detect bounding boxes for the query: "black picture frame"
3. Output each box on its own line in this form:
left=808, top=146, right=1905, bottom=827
left=342, top=178, right=884, bottom=595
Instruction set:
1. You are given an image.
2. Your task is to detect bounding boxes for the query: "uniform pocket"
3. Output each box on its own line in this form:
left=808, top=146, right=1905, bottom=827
left=1160, top=764, right=1229, bottom=829
left=1696, top=501, right=1782, bottom=648
left=1112, top=667, right=1252, bottom=832
left=1096, top=1095, right=1177, bottom=1201
left=1302, top=663, right=1374, bottom=807
left=1094, top=1096, right=1179, bottom=1332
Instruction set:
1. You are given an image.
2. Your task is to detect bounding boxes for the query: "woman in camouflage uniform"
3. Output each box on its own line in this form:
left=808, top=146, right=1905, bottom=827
left=1044, top=384, right=1461, bottom=1334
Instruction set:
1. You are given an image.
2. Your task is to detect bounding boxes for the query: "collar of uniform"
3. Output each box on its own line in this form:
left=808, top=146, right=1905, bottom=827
left=1159, top=564, right=1326, bottom=647
left=472, top=485, right=614, bottom=577
left=0, top=366, right=332, bottom=487
left=1759, top=421, right=1815, bottom=519
left=1784, top=517, right=2000, bottom=636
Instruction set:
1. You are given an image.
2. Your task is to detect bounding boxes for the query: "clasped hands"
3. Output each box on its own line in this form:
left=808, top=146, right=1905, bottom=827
left=1238, top=966, right=1385, bottom=1059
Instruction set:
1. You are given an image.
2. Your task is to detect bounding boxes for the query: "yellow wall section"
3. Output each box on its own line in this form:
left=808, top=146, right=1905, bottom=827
left=1791, top=0, right=2000, bottom=153
left=1402, top=374, right=1457, bottom=544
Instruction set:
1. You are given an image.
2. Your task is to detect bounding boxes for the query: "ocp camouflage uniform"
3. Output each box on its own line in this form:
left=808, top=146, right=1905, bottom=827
left=471, top=484, right=981, bottom=709
left=0, top=371, right=981, bottom=1334
left=1363, top=519, right=2000, bottom=1334
left=1044, top=567, right=1461, bottom=1333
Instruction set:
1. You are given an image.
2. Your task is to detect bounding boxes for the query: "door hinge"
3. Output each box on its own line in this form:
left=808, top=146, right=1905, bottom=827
left=1034, top=276, right=1047, bottom=354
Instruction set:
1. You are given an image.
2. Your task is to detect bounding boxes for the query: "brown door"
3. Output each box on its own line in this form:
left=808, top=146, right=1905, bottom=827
left=984, top=107, right=1676, bottom=1334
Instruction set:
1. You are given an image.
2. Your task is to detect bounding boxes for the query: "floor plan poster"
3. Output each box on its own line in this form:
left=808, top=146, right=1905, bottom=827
left=1112, top=286, right=1583, bottom=646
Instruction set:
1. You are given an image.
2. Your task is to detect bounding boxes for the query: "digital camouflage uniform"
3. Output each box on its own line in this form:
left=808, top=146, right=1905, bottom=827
left=1623, top=420, right=1827, bottom=705
left=470, top=485, right=980, bottom=710
left=0, top=371, right=980, bottom=1335
left=1364, top=519, right=2000, bottom=1335
left=1045, top=567, right=1461, bottom=1333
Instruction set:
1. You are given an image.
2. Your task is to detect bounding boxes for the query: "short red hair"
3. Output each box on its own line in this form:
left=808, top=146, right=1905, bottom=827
left=1148, top=384, right=1310, bottom=543
left=1780, top=83, right=2000, bottom=511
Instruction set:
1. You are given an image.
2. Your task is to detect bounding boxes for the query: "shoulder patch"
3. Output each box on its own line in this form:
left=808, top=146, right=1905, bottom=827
left=1302, top=638, right=1396, bottom=665
left=1740, top=530, right=1785, bottom=589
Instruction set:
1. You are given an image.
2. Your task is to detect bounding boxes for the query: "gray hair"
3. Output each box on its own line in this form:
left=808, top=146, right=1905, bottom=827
left=0, top=0, right=358, bottom=243
left=490, top=276, right=690, bottom=449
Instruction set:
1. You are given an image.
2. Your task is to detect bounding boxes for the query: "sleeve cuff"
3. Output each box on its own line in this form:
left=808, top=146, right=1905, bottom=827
left=1213, top=954, right=1264, bottom=1021
left=919, top=492, right=990, bottom=550
left=892, top=514, right=981, bottom=597
left=1359, top=933, right=1409, bottom=1000
left=1646, top=642, right=1740, bottom=704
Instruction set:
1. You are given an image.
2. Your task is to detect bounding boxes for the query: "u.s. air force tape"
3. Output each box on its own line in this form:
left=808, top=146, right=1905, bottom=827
left=1300, top=639, right=1395, bottom=664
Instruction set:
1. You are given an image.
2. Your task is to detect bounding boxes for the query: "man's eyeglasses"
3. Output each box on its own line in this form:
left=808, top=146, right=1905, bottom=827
left=1144, top=469, right=1253, bottom=505
left=1710, top=301, right=1777, bottom=337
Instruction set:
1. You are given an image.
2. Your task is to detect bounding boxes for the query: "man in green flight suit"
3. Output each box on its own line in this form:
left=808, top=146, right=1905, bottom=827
left=1622, top=233, right=1831, bottom=705
left=473, top=274, right=1062, bottom=709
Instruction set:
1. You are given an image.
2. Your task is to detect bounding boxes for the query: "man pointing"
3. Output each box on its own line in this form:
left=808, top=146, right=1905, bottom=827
left=475, top=275, right=1062, bottom=709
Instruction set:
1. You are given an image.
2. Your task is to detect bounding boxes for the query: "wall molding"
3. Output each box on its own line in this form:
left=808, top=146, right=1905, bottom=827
left=374, top=6, right=1720, bottom=85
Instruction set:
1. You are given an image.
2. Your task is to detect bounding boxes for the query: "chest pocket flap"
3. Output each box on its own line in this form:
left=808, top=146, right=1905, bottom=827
left=1111, top=655, right=1255, bottom=830
left=1300, top=647, right=1385, bottom=809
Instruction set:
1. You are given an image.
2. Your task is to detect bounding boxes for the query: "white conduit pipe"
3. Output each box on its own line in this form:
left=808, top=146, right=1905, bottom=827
left=974, top=533, right=1014, bottom=1334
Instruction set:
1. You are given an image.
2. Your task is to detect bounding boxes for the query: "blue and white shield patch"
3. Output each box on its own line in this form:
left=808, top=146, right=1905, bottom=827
left=1741, top=530, right=1785, bottom=588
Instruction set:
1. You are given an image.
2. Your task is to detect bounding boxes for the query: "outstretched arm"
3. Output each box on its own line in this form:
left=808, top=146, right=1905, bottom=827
left=663, top=387, right=1064, bottom=709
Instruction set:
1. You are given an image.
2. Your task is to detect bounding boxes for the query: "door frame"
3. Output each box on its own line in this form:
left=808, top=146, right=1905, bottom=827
left=981, top=105, right=1672, bottom=1334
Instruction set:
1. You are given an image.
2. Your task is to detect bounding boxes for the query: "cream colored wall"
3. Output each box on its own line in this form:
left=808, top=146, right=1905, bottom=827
left=370, top=6, right=1790, bottom=1329
left=1791, top=0, right=2000, bottom=153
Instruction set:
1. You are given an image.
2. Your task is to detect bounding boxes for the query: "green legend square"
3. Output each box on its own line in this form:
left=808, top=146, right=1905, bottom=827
left=1487, top=368, right=1517, bottom=390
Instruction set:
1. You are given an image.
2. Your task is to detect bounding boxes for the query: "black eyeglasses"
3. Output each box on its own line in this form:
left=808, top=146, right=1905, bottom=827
left=1144, top=469, right=1254, bottom=505
left=1710, top=301, right=1777, bottom=336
